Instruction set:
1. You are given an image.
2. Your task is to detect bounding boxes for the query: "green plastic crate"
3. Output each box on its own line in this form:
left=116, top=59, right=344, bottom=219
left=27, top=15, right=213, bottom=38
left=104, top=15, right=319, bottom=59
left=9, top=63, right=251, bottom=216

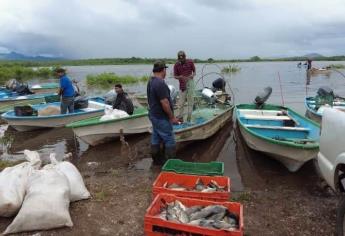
left=162, top=159, right=224, bottom=176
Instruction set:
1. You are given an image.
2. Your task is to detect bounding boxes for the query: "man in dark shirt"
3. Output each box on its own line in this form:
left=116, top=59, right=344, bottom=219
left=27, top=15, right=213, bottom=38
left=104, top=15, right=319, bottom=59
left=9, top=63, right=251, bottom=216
left=174, top=50, right=196, bottom=122
left=113, top=84, right=134, bottom=115
left=306, top=59, right=312, bottom=70
left=147, top=60, right=179, bottom=165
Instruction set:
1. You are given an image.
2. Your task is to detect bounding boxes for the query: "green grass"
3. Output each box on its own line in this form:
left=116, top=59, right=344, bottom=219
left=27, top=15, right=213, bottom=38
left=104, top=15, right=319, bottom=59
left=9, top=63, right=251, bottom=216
left=221, top=65, right=241, bottom=73
left=328, top=64, right=345, bottom=69
left=0, top=65, right=54, bottom=83
left=0, top=160, right=23, bottom=171
left=94, top=189, right=107, bottom=201
left=86, top=72, right=149, bottom=87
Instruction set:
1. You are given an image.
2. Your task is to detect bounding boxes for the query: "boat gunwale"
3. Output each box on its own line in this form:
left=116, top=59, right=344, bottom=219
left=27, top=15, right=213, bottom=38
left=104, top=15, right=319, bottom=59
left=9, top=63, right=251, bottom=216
left=174, top=106, right=233, bottom=134
left=305, top=97, right=322, bottom=118
left=235, top=103, right=320, bottom=149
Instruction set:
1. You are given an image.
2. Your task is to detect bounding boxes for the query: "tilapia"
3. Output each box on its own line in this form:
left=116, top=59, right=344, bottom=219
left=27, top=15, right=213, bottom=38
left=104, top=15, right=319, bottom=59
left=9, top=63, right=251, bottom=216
left=195, top=178, right=205, bottom=191
left=167, top=183, right=187, bottom=191
left=185, top=205, right=203, bottom=216
left=189, top=205, right=227, bottom=221
left=212, top=220, right=237, bottom=230
left=207, top=211, right=226, bottom=221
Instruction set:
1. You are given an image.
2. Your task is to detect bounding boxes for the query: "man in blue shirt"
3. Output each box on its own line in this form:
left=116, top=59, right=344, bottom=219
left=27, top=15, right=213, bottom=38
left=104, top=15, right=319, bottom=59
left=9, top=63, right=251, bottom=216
left=147, top=61, right=179, bottom=165
left=55, top=68, right=75, bottom=114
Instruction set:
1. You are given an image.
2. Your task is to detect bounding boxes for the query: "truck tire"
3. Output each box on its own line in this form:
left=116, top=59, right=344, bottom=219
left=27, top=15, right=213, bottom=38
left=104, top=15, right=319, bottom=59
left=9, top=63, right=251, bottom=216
left=337, top=196, right=345, bottom=236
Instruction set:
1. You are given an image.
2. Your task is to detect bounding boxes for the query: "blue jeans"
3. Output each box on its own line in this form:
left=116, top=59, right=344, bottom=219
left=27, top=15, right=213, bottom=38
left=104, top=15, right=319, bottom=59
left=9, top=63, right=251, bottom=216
left=61, top=97, right=74, bottom=114
left=149, top=116, right=176, bottom=147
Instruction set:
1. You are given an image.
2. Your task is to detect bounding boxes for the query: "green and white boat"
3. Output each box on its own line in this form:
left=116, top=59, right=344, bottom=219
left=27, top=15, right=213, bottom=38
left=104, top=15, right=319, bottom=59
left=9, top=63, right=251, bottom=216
left=66, top=107, right=151, bottom=146
left=235, top=103, right=320, bottom=172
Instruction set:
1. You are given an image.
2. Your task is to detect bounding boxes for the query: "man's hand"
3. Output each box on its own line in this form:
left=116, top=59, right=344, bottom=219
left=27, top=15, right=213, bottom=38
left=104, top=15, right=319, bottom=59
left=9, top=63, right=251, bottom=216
left=170, top=117, right=180, bottom=125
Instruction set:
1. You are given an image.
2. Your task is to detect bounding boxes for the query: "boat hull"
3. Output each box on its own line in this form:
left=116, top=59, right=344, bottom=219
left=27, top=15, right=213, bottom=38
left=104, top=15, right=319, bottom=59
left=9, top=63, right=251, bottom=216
left=174, top=108, right=233, bottom=143
left=305, top=109, right=321, bottom=123
left=72, top=116, right=151, bottom=146
left=7, top=110, right=105, bottom=131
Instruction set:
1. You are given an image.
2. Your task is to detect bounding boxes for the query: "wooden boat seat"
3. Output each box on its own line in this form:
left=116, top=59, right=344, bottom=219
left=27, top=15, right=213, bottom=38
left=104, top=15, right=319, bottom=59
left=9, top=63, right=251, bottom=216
left=242, top=114, right=291, bottom=120
left=244, top=124, right=310, bottom=131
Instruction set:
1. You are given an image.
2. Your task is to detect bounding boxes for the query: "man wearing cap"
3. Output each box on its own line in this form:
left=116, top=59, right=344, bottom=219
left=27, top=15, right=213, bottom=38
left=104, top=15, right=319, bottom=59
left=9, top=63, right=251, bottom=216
left=174, top=50, right=196, bottom=122
left=147, top=61, right=179, bottom=165
left=55, top=68, right=75, bottom=114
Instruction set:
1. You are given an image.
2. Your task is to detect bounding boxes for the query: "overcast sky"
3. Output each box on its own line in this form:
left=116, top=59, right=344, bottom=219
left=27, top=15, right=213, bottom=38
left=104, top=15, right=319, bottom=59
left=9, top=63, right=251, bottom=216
left=0, top=0, right=345, bottom=59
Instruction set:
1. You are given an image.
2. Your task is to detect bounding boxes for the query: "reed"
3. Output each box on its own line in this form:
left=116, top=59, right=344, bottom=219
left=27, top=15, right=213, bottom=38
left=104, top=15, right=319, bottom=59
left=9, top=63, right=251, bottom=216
left=86, top=72, right=149, bottom=86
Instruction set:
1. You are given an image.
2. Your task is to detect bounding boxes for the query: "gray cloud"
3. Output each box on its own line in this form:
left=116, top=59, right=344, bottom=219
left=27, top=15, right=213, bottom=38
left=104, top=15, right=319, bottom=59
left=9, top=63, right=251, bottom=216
left=0, top=0, right=345, bottom=59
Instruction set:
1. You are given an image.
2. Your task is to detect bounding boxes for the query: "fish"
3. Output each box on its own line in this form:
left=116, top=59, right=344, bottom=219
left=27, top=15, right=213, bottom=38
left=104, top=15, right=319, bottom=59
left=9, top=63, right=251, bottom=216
left=207, top=211, right=226, bottom=221
left=212, top=220, right=237, bottom=230
left=201, top=187, right=217, bottom=193
left=189, top=205, right=227, bottom=221
left=167, top=183, right=187, bottom=191
left=195, top=178, right=205, bottom=191
left=185, top=205, right=203, bottom=216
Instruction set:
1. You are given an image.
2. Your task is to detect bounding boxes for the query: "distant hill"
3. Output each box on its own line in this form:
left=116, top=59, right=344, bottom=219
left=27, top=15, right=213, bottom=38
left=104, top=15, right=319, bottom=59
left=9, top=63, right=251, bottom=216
left=302, top=53, right=324, bottom=58
left=0, top=51, right=62, bottom=61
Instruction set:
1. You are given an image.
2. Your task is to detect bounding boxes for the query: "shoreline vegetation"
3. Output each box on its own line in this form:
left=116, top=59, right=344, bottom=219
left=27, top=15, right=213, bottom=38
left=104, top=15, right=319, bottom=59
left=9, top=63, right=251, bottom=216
left=221, top=65, right=241, bottom=73
left=86, top=73, right=149, bottom=86
left=328, top=64, right=345, bottom=69
left=0, top=65, right=54, bottom=83
left=1, top=55, right=345, bottom=68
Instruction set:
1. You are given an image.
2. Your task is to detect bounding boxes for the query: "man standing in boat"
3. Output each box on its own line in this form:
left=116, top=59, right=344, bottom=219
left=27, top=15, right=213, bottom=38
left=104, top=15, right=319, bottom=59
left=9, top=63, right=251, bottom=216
left=147, top=61, right=179, bottom=165
left=174, top=50, right=196, bottom=122
left=306, top=58, right=312, bottom=70
left=113, top=84, right=134, bottom=115
left=55, top=68, right=75, bottom=114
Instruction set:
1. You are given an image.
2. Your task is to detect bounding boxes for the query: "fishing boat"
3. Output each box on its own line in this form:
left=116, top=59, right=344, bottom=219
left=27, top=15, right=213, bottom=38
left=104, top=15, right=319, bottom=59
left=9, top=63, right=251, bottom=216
left=0, top=93, right=58, bottom=113
left=2, top=97, right=109, bottom=131
left=30, top=82, right=59, bottom=94
left=235, top=103, right=320, bottom=172
left=305, top=97, right=345, bottom=123
left=173, top=104, right=233, bottom=143
left=309, top=67, right=331, bottom=76
left=66, top=107, right=150, bottom=146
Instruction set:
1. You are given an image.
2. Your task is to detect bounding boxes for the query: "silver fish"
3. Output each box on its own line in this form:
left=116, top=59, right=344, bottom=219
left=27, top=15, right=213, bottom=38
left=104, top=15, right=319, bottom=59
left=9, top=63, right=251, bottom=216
left=207, top=211, right=226, bottom=221
left=195, top=178, right=205, bottom=191
left=190, top=205, right=227, bottom=221
left=185, top=205, right=203, bottom=216
left=212, top=220, right=237, bottom=230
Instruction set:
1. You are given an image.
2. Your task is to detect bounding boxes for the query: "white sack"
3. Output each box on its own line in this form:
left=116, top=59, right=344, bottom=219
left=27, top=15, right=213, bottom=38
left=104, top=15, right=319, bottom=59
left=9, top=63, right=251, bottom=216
left=0, top=150, right=41, bottom=217
left=100, top=107, right=129, bottom=121
left=4, top=168, right=73, bottom=234
left=48, top=153, right=90, bottom=202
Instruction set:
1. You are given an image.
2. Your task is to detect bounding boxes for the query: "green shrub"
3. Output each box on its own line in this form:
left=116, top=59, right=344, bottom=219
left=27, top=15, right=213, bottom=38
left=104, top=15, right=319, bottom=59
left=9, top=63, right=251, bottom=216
left=221, top=65, right=241, bottom=73
left=86, top=72, right=149, bottom=87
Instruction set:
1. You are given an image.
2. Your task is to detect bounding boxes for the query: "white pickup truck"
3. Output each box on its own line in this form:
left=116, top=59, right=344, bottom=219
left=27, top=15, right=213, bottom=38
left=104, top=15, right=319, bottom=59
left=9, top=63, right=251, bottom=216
left=318, top=108, right=345, bottom=235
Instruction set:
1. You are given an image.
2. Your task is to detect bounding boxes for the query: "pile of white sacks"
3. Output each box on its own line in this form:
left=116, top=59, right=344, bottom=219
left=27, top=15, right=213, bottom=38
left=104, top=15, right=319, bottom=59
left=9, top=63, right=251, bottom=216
left=0, top=150, right=90, bottom=234
left=99, top=107, right=129, bottom=121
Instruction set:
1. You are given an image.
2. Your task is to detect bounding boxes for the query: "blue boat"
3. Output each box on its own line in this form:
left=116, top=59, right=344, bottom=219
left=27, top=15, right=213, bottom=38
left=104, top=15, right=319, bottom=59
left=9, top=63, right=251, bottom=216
left=305, top=96, right=345, bottom=123
left=2, top=97, right=110, bottom=131
left=236, top=103, right=320, bottom=172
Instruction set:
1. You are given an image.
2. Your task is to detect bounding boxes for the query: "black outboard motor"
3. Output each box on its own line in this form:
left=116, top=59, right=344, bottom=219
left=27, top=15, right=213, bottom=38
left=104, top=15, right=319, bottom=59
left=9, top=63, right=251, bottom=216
left=74, top=96, right=89, bottom=109
left=15, top=84, right=34, bottom=95
left=254, top=86, right=272, bottom=108
left=212, top=78, right=226, bottom=92
left=317, top=86, right=334, bottom=97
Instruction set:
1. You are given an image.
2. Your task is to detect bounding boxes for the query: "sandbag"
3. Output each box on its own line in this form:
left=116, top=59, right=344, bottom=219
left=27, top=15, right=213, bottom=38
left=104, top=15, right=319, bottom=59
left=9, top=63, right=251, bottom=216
left=48, top=154, right=90, bottom=202
left=100, top=107, right=129, bottom=121
left=38, top=106, right=60, bottom=116
left=4, top=168, right=73, bottom=234
left=0, top=150, right=41, bottom=217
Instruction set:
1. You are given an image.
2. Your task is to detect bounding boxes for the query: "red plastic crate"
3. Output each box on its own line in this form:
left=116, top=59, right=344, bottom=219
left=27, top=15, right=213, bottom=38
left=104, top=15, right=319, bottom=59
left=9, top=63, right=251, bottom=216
left=144, top=193, right=244, bottom=236
left=152, top=172, right=231, bottom=202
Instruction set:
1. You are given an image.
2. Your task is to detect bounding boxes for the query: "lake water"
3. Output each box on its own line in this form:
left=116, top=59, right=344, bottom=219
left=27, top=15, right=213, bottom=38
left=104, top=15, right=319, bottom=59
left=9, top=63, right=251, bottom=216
left=1, top=61, right=345, bottom=190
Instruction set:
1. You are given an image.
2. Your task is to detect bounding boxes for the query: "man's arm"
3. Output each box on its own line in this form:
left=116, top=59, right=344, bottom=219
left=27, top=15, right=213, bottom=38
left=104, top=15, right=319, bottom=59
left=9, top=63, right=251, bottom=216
left=160, top=98, right=179, bottom=124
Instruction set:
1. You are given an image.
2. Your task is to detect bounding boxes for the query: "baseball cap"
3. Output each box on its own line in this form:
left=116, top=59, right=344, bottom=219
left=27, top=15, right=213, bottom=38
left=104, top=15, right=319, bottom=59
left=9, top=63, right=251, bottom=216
left=152, top=60, right=168, bottom=72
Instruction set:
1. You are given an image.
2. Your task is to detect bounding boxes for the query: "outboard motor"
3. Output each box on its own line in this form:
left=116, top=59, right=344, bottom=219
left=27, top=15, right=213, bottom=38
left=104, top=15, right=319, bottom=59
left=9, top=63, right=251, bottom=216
left=317, top=86, right=334, bottom=97
left=212, top=78, right=226, bottom=92
left=254, top=86, right=272, bottom=108
left=103, top=90, right=117, bottom=105
left=5, top=79, right=20, bottom=91
left=168, top=85, right=178, bottom=105
left=201, top=88, right=216, bottom=104
left=315, top=86, right=334, bottom=108
left=74, top=96, right=89, bottom=109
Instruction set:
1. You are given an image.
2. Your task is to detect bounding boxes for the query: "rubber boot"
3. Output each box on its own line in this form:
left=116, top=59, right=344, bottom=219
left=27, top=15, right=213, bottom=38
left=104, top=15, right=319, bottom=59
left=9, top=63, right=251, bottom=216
left=151, top=145, right=166, bottom=165
left=165, top=146, right=177, bottom=160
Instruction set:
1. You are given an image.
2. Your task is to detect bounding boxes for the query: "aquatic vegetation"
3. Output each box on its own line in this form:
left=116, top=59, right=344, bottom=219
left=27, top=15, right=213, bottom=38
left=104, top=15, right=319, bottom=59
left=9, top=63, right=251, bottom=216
left=86, top=72, right=149, bottom=87
left=221, top=65, right=241, bottom=73
left=328, top=64, right=345, bottom=69
left=0, top=66, right=54, bottom=83
left=0, top=160, right=23, bottom=171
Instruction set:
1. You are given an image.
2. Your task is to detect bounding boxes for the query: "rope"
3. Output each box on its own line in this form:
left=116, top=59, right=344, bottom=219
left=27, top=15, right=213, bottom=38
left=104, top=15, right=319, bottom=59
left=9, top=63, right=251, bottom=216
left=277, top=72, right=285, bottom=106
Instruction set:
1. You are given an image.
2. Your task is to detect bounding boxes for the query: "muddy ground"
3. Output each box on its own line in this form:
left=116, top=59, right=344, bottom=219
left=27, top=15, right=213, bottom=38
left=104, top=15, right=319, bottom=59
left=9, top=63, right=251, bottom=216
left=0, top=122, right=339, bottom=235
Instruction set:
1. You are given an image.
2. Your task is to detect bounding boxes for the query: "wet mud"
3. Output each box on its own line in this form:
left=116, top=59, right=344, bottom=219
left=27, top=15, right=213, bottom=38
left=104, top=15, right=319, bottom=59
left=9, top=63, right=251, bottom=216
left=0, top=117, right=339, bottom=235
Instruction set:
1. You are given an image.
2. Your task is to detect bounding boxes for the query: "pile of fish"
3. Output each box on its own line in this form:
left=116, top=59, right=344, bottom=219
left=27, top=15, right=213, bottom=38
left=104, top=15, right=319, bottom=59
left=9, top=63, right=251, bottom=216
left=158, top=200, right=238, bottom=231
left=163, top=178, right=226, bottom=193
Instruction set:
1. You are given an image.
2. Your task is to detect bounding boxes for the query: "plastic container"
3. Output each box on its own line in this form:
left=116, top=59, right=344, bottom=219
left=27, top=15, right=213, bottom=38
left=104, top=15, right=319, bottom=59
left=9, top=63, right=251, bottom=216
left=152, top=172, right=230, bottom=201
left=144, top=193, right=243, bottom=236
left=162, top=159, right=224, bottom=176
